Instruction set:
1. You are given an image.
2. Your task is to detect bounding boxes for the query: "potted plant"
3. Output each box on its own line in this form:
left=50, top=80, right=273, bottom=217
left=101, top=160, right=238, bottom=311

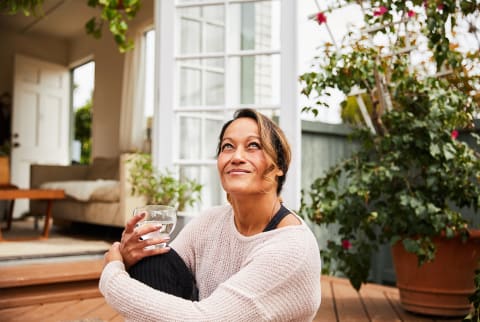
left=299, top=0, right=480, bottom=316
left=127, top=153, right=203, bottom=212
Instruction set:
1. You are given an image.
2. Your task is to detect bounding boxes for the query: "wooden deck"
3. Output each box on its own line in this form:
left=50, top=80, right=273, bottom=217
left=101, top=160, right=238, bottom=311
left=0, top=259, right=465, bottom=322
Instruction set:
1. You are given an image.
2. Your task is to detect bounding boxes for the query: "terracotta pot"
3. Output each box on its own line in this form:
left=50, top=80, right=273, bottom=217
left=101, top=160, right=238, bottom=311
left=392, top=229, right=480, bottom=317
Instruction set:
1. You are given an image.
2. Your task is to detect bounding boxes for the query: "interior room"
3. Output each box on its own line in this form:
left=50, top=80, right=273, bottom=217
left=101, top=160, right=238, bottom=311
left=0, top=0, right=155, bottom=258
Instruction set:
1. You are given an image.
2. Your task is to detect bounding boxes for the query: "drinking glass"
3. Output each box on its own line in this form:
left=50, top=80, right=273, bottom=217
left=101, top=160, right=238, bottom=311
left=133, top=205, right=177, bottom=249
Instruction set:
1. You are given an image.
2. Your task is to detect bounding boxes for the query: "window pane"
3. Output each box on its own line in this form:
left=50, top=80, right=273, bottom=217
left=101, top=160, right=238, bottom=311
left=204, top=117, right=224, bottom=159
left=179, top=115, right=201, bottom=159
left=229, top=54, right=280, bottom=105
left=177, top=0, right=213, bottom=4
left=179, top=66, right=201, bottom=106
left=180, top=165, right=223, bottom=211
left=203, top=165, right=223, bottom=208
left=178, top=58, right=225, bottom=107
left=206, top=23, right=224, bottom=52
left=205, top=71, right=224, bottom=105
left=180, top=16, right=201, bottom=54
left=144, top=30, right=155, bottom=118
left=178, top=5, right=225, bottom=55
left=229, top=0, right=280, bottom=51
left=203, top=5, right=224, bottom=21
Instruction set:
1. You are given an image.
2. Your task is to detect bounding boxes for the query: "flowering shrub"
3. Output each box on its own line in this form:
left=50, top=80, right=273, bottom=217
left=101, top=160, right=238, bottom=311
left=299, top=0, right=480, bottom=291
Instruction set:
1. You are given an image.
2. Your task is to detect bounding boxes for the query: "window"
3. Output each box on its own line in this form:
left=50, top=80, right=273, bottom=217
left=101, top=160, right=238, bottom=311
left=143, top=29, right=155, bottom=151
left=72, top=61, right=95, bottom=164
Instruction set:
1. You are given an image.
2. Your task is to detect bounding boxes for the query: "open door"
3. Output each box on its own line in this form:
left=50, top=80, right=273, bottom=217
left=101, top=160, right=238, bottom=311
left=10, top=55, right=70, bottom=217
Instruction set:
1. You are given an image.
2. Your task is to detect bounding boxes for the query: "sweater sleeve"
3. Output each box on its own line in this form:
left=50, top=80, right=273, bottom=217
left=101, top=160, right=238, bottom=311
left=99, top=227, right=321, bottom=322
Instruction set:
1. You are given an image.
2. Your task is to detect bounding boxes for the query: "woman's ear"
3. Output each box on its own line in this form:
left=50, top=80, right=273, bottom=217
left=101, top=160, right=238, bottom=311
left=276, top=168, right=284, bottom=177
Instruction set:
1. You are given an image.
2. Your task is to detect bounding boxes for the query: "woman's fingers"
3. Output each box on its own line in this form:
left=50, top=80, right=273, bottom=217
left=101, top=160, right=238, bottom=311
left=125, top=211, right=146, bottom=234
left=104, top=241, right=123, bottom=267
left=119, top=222, right=171, bottom=269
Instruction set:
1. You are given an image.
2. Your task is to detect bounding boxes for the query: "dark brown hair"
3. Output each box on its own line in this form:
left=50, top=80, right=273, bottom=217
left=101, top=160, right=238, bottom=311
left=216, top=108, right=291, bottom=195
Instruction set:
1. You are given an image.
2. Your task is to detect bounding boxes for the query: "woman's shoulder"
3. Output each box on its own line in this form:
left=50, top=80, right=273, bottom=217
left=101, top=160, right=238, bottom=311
left=259, top=220, right=319, bottom=259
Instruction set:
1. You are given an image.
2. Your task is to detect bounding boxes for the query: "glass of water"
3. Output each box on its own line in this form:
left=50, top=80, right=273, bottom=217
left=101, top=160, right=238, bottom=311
left=134, top=205, right=177, bottom=249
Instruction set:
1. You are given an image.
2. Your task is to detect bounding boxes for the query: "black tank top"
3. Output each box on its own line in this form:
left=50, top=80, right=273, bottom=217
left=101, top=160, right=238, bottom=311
left=263, top=204, right=292, bottom=232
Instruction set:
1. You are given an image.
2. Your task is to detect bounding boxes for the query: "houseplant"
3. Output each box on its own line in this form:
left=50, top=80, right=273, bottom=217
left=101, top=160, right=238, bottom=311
left=127, top=153, right=203, bottom=212
left=299, top=0, right=480, bottom=316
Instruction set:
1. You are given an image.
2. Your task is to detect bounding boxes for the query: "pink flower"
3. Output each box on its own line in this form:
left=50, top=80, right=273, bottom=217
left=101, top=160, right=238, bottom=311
left=407, top=10, right=415, bottom=18
left=316, top=12, right=327, bottom=25
left=342, top=239, right=352, bottom=250
left=373, top=6, right=388, bottom=16
left=451, top=130, right=459, bottom=140
left=437, top=3, right=444, bottom=10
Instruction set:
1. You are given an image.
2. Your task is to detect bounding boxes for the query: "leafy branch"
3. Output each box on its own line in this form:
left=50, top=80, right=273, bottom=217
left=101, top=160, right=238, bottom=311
left=1, top=0, right=142, bottom=53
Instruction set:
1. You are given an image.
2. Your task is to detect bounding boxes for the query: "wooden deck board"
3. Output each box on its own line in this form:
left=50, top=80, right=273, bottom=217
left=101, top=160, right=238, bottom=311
left=360, top=288, right=401, bottom=321
left=0, top=268, right=469, bottom=321
left=314, top=277, right=337, bottom=321
left=0, top=304, right=36, bottom=321
left=332, top=279, right=370, bottom=321
left=46, top=297, right=105, bottom=321
left=80, top=301, right=121, bottom=321
left=15, top=300, right=74, bottom=321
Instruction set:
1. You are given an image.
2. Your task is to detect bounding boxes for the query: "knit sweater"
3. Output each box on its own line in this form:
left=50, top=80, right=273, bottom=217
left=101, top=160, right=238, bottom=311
left=99, top=204, right=322, bottom=322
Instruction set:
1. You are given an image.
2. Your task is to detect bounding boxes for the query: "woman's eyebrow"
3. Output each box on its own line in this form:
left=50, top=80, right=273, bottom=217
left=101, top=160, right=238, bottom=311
left=222, top=135, right=260, bottom=141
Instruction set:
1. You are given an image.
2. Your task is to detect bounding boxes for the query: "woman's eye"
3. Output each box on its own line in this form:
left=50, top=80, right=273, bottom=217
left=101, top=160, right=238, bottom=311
left=221, top=143, right=234, bottom=151
left=248, top=142, right=261, bottom=149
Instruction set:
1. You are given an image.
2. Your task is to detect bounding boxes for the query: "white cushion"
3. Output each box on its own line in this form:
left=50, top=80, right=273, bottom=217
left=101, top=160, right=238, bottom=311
left=40, top=180, right=119, bottom=202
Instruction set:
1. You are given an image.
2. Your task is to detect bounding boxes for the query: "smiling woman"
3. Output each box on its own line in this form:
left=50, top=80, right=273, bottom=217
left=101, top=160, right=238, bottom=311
left=99, top=108, right=321, bottom=322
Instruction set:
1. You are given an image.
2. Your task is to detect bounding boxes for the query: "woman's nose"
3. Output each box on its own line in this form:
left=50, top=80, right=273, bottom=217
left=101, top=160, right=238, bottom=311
left=231, top=147, right=246, bottom=163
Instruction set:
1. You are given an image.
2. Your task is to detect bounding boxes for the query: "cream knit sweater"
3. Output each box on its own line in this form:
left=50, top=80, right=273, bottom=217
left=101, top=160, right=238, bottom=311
left=99, top=204, right=322, bottom=322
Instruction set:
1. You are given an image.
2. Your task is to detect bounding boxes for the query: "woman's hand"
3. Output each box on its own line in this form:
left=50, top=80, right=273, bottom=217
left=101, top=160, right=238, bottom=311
left=104, top=241, right=123, bottom=267
left=119, top=211, right=171, bottom=269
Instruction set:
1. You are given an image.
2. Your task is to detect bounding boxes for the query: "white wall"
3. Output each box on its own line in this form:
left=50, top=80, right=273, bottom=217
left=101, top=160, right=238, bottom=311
left=0, top=29, right=68, bottom=96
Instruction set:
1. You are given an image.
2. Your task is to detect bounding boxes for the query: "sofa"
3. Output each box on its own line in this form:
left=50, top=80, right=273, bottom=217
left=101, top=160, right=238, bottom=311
left=30, top=154, right=146, bottom=228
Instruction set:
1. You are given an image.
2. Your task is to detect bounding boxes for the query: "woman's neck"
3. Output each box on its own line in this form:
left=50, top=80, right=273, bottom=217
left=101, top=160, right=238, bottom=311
left=230, top=194, right=281, bottom=236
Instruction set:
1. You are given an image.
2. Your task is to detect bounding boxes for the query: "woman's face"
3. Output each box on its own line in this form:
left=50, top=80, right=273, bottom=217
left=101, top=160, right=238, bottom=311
left=217, top=117, right=281, bottom=197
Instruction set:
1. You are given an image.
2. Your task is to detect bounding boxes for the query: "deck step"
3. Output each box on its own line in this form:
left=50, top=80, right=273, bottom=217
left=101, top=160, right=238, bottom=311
left=0, top=258, right=103, bottom=308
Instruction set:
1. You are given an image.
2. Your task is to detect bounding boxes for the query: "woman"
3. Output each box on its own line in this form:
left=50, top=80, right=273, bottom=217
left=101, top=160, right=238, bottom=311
left=100, top=108, right=321, bottom=321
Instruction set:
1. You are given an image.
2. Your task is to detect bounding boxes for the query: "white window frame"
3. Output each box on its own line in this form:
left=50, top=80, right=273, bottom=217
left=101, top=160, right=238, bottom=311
left=154, top=0, right=300, bottom=209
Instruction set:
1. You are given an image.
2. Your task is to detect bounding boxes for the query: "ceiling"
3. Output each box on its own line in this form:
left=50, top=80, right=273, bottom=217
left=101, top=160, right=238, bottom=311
left=0, top=0, right=101, bottom=40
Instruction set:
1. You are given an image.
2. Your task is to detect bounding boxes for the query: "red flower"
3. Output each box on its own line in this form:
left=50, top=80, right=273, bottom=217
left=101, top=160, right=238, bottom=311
left=437, top=3, right=444, bottom=10
left=407, top=10, right=415, bottom=18
left=316, top=12, right=327, bottom=25
left=373, top=6, right=388, bottom=16
left=342, top=239, right=352, bottom=250
left=451, top=130, right=459, bottom=140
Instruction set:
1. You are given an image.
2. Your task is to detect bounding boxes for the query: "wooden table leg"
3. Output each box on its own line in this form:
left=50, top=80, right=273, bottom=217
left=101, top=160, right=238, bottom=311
left=42, top=200, right=53, bottom=239
left=0, top=199, right=12, bottom=241
left=6, top=199, right=14, bottom=230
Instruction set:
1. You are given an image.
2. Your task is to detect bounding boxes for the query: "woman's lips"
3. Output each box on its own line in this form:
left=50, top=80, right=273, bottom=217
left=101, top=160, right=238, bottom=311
left=227, top=169, right=251, bottom=174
